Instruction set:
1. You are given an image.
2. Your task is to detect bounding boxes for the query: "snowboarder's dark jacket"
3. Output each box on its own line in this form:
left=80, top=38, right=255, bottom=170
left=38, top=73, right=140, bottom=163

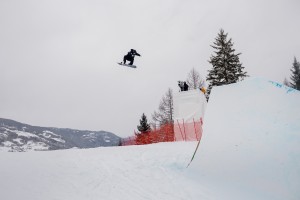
left=125, top=49, right=141, bottom=60
left=123, top=49, right=141, bottom=65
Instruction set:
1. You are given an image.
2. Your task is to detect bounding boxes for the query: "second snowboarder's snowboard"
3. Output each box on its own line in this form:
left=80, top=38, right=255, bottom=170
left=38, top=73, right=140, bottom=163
left=117, top=62, right=137, bottom=68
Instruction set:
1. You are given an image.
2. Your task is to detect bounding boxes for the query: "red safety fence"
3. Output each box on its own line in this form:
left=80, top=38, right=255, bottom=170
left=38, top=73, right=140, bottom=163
left=121, top=118, right=203, bottom=146
left=174, top=118, right=203, bottom=141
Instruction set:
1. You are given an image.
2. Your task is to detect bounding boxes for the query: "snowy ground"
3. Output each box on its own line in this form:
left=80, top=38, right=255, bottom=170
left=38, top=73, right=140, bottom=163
left=0, top=142, right=203, bottom=200
left=1, top=78, right=299, bottom=200
left=188, top=78, right=300, bottom=200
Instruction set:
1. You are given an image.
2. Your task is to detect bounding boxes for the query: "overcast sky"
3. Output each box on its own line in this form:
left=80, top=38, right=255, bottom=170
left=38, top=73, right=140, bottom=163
left=1, top=0, right=299, bottom=137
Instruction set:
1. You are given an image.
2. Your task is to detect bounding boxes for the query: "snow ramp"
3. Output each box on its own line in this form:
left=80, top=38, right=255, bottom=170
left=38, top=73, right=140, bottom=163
left=187, top=77, right=300, bottom=200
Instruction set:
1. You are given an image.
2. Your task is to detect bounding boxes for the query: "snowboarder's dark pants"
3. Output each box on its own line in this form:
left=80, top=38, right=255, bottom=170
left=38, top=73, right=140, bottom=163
left=123, top=55, right=134, bottom=65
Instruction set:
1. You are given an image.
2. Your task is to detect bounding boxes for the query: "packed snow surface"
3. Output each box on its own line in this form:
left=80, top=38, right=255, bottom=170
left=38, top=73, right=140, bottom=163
left=0, top=78, right=299, bottom=200
left=188, top=78, right=300, bottom=200
left=0, top=142, right=199, bottom=200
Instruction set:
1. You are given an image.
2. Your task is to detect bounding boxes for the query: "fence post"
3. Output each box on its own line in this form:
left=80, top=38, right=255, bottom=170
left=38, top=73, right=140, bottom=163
left=177, top=119, right=185, bottom=141
left=199, top=117, right=203, bottom=141
left=182, top=119, right=186, bottom=141
left=193, top=118, right=198, bottom=141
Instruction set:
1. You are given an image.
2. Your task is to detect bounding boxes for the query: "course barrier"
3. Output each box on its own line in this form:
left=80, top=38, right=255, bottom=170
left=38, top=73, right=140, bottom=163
left=121, top=118, right=203, bottom=146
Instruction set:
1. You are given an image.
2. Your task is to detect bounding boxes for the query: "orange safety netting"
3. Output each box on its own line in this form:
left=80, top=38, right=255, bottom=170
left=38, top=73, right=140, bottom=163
left=121, top=118, right=203, bottom=146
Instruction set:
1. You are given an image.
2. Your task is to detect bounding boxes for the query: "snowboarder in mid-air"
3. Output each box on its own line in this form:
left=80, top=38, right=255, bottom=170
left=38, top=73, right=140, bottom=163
left=121, top=49, right=141, bottom=66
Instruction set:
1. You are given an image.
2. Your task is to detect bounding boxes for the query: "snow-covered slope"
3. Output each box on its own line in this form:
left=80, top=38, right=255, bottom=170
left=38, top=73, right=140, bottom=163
left=0, top=142, right=198, bottom=200
left=0, top=78, right=299, bottom=200
left=188, top=78, right=300, bottom=200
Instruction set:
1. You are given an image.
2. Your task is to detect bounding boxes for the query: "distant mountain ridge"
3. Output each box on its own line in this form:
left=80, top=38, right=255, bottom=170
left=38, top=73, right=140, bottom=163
left=0, top=118, right=121, bottom=152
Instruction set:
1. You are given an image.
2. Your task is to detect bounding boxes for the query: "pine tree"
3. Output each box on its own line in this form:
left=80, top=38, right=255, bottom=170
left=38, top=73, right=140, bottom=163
left=206, top=29, right=248, bottom=98
left=289, top=57, right=300, bottom=90
left=137, top=113, right=151, bottom=133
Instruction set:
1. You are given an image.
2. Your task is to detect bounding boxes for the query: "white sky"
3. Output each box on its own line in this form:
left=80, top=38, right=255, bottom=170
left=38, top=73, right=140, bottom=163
left=1, top=0, right=299, bottom=137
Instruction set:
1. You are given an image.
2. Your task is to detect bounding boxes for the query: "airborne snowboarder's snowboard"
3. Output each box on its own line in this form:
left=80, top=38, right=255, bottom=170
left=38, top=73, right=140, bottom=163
left=117, top=62, right=137, bottom=68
